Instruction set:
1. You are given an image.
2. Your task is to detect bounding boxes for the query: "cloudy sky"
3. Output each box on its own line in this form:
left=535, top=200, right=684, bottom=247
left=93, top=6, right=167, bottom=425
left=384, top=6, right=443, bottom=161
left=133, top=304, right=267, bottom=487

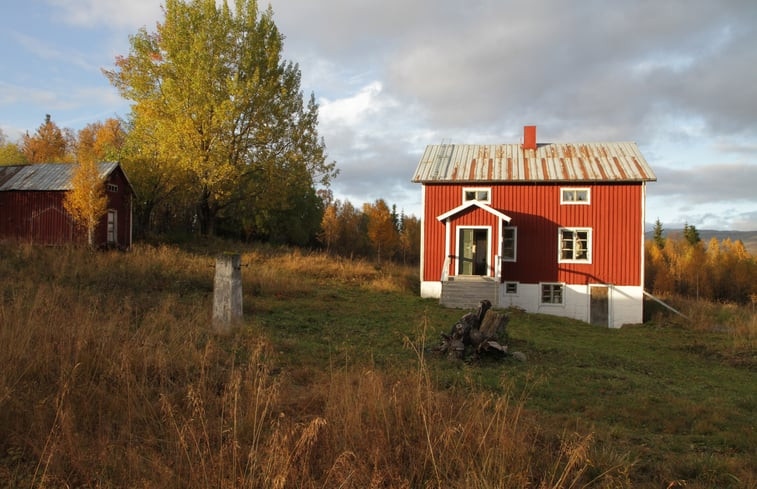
left=1, top=0, right=756, bottom=230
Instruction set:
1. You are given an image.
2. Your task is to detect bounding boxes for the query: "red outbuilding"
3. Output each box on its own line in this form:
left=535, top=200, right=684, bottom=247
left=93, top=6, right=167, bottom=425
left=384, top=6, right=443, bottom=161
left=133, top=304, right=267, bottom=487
left=0, top=162, right=134, bottom=248
left=412, top=126, right=656, bottom=327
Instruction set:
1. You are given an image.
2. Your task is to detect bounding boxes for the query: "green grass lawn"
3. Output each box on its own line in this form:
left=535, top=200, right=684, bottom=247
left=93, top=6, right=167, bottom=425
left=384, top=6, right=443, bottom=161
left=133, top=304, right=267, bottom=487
left=250, top=270, right=756, bottom=488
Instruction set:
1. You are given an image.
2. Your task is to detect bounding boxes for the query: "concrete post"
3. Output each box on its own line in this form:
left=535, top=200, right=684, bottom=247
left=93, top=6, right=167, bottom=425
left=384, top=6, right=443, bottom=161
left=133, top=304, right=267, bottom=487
left=212, top=253, right=243, bottom=334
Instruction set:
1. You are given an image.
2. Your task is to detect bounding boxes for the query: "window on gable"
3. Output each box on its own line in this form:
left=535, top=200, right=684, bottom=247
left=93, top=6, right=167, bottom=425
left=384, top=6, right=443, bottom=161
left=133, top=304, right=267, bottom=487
left=107, top=183, right=118, bottom=193
left=541, top=283, right=563, bottom=304
left=501, top=226, right=516, bottom=261
left=561, top=188, right=590, bottom=204
left=463, top=187, right=490, bottom=204
left=559, top=228, right=591, bottom=263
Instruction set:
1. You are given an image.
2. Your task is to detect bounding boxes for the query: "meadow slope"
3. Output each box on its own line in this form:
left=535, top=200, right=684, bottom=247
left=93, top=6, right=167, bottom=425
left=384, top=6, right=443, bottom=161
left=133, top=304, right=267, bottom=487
left=0, top=242, right=754, bottom=488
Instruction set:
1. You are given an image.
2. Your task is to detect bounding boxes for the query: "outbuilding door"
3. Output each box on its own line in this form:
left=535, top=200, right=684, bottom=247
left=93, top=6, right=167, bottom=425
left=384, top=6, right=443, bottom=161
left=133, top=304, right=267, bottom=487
left=107, top=210, right=117, bottom=245
left=458, top=228, right=488, bottom=276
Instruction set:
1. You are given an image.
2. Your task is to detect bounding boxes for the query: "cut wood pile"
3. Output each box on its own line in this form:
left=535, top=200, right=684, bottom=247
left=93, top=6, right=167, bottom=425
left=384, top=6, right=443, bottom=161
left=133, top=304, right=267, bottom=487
left=434, top=300, right=525, bottom=361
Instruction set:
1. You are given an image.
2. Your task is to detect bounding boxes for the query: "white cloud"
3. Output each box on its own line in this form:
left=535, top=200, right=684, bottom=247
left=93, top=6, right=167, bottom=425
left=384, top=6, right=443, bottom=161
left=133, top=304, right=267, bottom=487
left=45, top=0, right=162, bottom=30
left=320, top=82, right=396, bottom=127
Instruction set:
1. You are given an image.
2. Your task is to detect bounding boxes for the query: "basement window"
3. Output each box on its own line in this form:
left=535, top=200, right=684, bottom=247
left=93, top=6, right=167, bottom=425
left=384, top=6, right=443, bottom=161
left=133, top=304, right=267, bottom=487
left=558, top=228, right=592, bottom=263
left=463, top=187, right=490, bottom=204
left=560, top=188, right=590, bottom=204
left=107, top=184, right=118, bottom=193
left=541, top=283, right=564, bottom=305
left=504, top=282, right=518, bottom=294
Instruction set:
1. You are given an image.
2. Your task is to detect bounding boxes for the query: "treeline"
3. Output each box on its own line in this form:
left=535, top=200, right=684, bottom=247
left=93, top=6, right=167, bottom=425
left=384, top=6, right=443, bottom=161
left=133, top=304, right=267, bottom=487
left=321, top=197, right=421, bottom=264
left=646, top=220, right=756, bottom=304
left=1, top=117, right=422, bottom=262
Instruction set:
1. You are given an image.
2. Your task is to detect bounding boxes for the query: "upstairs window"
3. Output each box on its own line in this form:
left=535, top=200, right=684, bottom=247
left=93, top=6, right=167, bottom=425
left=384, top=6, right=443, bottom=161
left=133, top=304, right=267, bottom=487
left=107, top=183, right=118, bottom=193
left=463, top=187, right=490, bottom=204
left=501, top=227, right=517, bottom=261
left=561, top=187, right=590, bottom=204
left=559, top=228, right=592, bottom=263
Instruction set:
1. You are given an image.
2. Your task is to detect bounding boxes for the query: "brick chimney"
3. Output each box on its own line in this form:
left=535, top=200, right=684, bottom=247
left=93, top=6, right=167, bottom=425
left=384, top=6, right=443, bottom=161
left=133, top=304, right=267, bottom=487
left=522, top=125, right=537, bottom=150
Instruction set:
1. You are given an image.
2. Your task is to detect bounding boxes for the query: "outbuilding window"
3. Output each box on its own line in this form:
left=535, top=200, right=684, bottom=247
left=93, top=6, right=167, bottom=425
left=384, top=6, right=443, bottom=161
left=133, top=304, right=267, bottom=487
left=558, top=228, right=591, bottom=263
left=107, top=184, right=118, bottom=193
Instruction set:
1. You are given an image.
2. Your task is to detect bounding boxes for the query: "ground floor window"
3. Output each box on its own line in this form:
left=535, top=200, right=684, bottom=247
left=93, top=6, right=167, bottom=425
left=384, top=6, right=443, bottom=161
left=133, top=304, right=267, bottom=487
left=559, top=227, right=591, bottom=263
left=541, top=283, right=564, bottom=304
left=502, top=226, right=516, bottom=261
left=504, top=282, right=518, bottom=294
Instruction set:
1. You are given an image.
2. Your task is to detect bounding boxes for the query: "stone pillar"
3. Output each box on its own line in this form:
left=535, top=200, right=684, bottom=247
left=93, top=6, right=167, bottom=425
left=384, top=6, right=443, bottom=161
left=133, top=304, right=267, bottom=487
left=212, top=253, right=243, bottom=334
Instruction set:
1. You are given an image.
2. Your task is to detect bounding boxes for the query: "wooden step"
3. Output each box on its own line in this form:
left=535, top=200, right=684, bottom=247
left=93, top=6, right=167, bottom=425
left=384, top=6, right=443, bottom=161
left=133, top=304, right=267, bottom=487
left=440, top=278, right=498, bottom=309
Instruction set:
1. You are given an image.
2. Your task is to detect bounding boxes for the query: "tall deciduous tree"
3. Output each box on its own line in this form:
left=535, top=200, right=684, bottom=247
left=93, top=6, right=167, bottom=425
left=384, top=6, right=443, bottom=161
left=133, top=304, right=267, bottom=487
left=0, top=130, right=27, bottom=165
left=104, top=0, right=336, bottom=237
left=364, top=199, right=399, bottom=264
left=21, top=114, right=71, bottom=163
left=64, top=158, right=108, bottom=247
left=76, top=118, right=127, bottom=163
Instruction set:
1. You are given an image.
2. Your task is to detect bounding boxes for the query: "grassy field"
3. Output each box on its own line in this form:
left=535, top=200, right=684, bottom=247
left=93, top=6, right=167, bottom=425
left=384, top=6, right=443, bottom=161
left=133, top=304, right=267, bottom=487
left=0, top=241, right=754, bottom=488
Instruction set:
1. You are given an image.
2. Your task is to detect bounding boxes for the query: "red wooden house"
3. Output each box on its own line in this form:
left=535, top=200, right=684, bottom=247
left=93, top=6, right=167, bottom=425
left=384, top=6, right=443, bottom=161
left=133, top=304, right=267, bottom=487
left=412, top=126, right=656, bottom=328
left=0, top=162, right=134, bottom=248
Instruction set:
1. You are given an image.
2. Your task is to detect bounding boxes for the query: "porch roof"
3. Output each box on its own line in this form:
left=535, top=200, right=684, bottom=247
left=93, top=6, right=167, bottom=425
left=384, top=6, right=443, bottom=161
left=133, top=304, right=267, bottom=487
left=436, top=200, right=511, bottom=222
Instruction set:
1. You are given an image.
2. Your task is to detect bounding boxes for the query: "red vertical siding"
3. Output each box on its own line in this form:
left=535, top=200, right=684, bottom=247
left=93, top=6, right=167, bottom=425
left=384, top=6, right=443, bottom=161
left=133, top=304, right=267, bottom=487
left=0, top=191, right=78, bottom=244
left=422, top=183, right=642, bottom=286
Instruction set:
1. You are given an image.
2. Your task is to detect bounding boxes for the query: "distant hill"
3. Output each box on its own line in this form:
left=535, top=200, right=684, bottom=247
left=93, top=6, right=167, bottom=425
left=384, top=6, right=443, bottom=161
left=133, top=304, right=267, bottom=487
left=645, top=229, right=757, bottom=255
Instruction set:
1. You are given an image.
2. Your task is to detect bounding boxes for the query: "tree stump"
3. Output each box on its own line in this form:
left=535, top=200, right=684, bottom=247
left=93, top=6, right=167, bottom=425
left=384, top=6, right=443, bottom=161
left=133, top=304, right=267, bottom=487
left=479, top=310, right=508, bottom=343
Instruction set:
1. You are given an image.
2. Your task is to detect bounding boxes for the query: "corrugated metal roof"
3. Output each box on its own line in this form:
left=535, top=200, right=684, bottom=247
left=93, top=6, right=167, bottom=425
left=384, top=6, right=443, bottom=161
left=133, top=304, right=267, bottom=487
left=0, top=162, right=119, bottom=191
left=411, top=142, right=656, bottom=183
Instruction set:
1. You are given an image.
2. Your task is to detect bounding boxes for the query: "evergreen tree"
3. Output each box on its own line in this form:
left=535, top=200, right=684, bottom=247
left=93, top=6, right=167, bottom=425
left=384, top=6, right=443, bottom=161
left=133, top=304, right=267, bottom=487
left=683, top=222, right=701, bottom=245
left=21, top=114, right=70, bottom=163
left=653, top=218, right=665, bottom=249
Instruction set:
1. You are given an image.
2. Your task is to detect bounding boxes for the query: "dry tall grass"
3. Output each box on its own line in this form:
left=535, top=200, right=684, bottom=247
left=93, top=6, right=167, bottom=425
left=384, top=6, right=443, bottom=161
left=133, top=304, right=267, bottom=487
left=0, top=243, right=623, bottom=488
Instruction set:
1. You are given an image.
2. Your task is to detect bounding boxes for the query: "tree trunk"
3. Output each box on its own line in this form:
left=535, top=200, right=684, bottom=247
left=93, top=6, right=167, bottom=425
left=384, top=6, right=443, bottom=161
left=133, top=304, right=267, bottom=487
left=479, top=310, right=509, bottom=343
left=198, top=191, right=216, bottom=236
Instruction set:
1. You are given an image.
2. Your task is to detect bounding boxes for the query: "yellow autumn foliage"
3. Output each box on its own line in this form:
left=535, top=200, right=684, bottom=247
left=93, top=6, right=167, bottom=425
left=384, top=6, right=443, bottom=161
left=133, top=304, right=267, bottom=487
left=63, top=158, right=108, bottom=246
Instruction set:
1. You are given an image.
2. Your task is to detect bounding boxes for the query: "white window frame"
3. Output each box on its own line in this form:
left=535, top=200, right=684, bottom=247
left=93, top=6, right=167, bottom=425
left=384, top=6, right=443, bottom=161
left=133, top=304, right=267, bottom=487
left=558, top=227, right=592, bottom=263
left=540, top=282, right=564, bottom=305
left=107, top=183, right=118, bottom=193
left=560, top=187, right=590, bottom=205
left=462, top=187, right=491, bottom=204
left=504, top=282, right=518, bottom=295
left=501, top=226, right=517, bottom=262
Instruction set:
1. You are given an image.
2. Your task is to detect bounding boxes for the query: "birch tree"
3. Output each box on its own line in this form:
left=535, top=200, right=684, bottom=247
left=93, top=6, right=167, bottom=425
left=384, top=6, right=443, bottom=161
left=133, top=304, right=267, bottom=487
left=64, top=159, right=108, bottom=247
left=105, top=0, right=336, bottom=237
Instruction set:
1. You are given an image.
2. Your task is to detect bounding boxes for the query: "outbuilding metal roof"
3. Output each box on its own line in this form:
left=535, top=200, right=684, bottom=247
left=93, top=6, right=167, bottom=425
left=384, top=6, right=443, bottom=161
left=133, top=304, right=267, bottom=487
left=0, top=162, right=120, bottom=191
left=412, top=142, right=656, bottom=183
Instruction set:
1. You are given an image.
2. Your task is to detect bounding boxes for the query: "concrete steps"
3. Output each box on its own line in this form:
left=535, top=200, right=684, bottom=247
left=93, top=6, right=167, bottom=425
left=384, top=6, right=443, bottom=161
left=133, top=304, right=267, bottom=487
left=440, top=277, right=498, bottom=309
